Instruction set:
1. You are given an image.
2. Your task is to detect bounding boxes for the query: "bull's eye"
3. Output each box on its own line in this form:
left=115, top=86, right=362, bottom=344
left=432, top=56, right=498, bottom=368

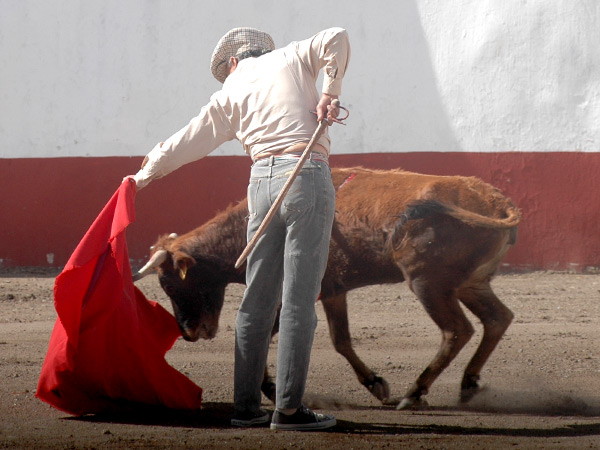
left=164, top=284, right=176, bottom=297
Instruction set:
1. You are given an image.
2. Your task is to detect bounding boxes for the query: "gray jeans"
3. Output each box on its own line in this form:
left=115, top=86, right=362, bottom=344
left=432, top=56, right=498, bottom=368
left=234, top=155, right=335, bottom=412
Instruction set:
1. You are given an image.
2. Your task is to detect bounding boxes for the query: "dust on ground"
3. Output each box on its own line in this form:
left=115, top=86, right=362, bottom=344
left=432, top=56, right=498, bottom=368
left=1, top=271, right=599, bottom=449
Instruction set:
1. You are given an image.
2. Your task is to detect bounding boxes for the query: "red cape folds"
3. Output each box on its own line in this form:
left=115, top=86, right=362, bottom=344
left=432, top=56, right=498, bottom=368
left=36, top=180, right=202, bottom=415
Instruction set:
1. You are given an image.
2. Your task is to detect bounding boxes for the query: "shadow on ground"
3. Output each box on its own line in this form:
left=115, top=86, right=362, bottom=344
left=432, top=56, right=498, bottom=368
left=332, top=420, right=600, bottom=439
left=67, top=396, right=600, bottom=440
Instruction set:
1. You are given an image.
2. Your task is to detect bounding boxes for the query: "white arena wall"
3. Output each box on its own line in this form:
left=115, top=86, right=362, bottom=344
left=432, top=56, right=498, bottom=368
left=1, top=1, right=599, bottom=271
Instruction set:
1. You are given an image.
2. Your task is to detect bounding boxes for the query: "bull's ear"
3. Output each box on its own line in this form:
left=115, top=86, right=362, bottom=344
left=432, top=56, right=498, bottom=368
left=173, top=251, right=196, bottom=280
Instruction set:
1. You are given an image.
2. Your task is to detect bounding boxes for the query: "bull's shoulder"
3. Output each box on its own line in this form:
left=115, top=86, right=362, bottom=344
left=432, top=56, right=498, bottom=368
left=164, top=199, right=249, bottom=251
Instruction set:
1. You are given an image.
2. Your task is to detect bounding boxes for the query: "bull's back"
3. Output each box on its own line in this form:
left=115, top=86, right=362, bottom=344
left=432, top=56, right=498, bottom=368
left=325, top=167, right=517, bottom=294
left=331, top=167, right=515, bottom=225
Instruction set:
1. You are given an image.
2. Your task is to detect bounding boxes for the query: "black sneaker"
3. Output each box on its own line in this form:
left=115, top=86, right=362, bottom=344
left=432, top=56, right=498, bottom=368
left=231, top=408, right=270, bottom=427
left=270, top=405, right=336, bottom=431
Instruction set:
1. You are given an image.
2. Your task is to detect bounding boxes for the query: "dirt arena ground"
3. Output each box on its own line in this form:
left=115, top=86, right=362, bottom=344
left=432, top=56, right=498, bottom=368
left=1, top=270, right=599, bottom=449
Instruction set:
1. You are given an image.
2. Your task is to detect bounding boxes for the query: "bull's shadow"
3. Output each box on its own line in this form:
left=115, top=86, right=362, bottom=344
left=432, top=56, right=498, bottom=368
left=332, top=420, right=600, bottom=439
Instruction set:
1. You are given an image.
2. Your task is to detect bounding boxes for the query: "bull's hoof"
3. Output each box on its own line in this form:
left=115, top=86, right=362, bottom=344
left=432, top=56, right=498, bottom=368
left=460, top=374, right=481, bottom=403
left=460, top=384, right=486, bottom=404
left=396, top=396, right=429, bottom=410
left=366, top=376, right=391, bottom=403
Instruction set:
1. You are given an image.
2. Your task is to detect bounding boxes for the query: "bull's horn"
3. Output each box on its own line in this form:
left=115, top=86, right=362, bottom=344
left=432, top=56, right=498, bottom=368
left=133, top=249, right=168, bottom=281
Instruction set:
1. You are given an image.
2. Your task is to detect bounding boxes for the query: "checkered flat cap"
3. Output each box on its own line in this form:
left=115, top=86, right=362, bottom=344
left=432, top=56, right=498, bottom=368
left=210, top=27, right=275, bottom=83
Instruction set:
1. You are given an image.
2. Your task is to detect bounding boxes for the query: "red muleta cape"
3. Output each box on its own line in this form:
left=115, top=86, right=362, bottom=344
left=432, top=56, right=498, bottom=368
left=36, top=180, right=202, bottom=415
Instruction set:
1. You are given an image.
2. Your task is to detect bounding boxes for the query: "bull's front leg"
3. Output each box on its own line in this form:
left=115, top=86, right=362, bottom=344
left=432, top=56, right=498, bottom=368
left=261, top=367, right=276, bottom=403
left=321, top=292, right=391, bottom=403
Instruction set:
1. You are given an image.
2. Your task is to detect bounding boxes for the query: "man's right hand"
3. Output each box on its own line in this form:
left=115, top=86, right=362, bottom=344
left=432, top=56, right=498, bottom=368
left=315, top=93, right=340, bottom=125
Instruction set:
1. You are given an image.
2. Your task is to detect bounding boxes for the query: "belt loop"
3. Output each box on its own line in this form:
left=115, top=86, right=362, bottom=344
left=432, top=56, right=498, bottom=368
left=268, top=155, right=275, bottom=167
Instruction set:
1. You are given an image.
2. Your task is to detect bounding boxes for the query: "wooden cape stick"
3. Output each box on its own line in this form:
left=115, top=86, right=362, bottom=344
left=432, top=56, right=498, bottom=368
left=234, top=119, right=329, bottom=269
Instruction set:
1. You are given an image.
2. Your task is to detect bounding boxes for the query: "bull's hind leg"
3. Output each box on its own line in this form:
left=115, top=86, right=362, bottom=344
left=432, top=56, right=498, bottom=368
left=398, top=280, right=474, bottom=410
left=321, top=292, right=391, bottom=403
left=456, top=281, right=513, bottom=402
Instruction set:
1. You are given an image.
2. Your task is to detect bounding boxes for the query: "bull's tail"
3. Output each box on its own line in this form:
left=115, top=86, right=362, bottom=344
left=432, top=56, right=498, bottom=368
left=401, top=199, right=521, bottom=230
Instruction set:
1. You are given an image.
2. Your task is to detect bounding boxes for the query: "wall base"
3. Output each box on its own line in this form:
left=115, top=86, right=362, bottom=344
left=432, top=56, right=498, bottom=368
left=2, top=152, right=599, bottom=272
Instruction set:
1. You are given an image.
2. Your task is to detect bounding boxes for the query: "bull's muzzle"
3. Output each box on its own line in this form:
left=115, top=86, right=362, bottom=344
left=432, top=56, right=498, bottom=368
left=180, top=321, right=218, bottom=342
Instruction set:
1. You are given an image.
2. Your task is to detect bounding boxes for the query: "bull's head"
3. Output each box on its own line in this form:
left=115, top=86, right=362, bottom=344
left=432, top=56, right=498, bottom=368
left=134, top=234, right=226, bottom=342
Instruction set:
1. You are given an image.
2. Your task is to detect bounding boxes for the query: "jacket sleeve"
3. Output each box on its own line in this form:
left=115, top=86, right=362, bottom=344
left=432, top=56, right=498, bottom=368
left=134, top=92, right=236, bottom=188
left=292, top=27, right=351, bottom=97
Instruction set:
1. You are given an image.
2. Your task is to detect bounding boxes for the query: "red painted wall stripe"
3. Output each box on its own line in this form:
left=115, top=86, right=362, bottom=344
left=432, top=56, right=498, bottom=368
left=1, top=152, right=599, bottom=272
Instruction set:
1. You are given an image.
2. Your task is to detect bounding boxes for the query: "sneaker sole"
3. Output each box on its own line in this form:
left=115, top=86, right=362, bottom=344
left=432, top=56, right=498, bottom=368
left=270, top=418, right=336, bottom=431
left=231, top=414, right=270, bottom=427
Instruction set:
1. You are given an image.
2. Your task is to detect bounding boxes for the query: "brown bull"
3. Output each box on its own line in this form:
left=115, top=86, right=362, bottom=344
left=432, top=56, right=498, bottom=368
left=135, top=167, right=521, bottom=409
